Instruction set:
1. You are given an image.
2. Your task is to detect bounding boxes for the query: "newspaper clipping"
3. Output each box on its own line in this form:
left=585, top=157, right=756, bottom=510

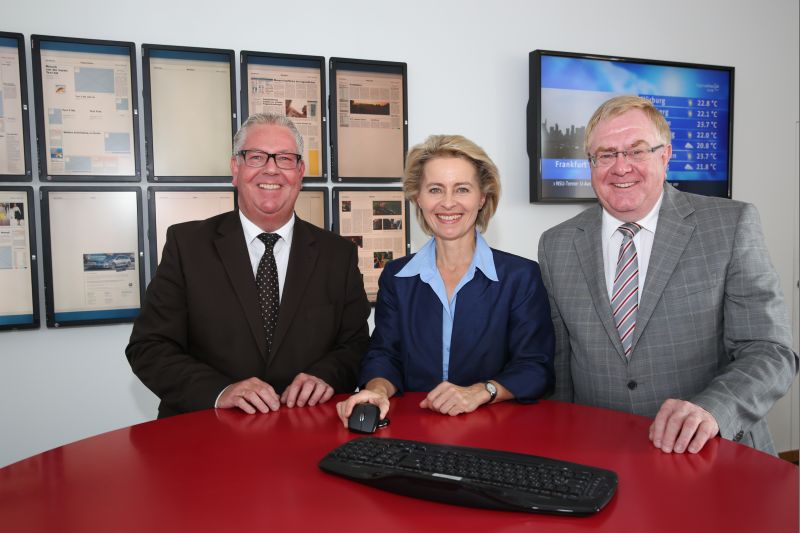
left=0, top=191, right=34, bottom=322
left=0, top=40, right=26, bottom=175
left=47, top=190, right=140, bottom=317
left=247, top=63, right=324, bottom=178
left=337, top=189, right=406, bottom=302
left=295, top=189, right=326, bottom=229
left=335, top=69, right=404, bottom=179
left=39, top=43, right=136, bottom=176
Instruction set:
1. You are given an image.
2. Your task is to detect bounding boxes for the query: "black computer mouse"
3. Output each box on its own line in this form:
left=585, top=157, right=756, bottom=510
left=348, top=403, right=388, bottom=434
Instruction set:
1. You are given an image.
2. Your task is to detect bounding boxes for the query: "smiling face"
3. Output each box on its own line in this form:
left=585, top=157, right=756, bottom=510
left=416, top=156, right=486, bottom=244
left=588, top=109, right=672, bottom=222
left=231, top=123, right=305, bottom=232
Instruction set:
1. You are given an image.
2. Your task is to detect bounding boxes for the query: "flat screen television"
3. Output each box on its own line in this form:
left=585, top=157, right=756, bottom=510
left=528, top=50, right=734, bottom=203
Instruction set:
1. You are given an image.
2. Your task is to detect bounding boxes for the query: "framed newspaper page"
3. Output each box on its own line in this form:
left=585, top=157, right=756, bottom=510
left=329, top=58, right=407, bottom=183
left=296, top=187, right=329, bottom=231
left=241, top=51, right=327, bottom=182
left=142, top=44, right=236, bottom=182
left=0, top=186, right=39, bottom=330
left=147, top=186, right=236, bottom=277
left=40, top=187, right=145, bottom=327
left=0, top=32, right=33, bottom=181
left=332, top=187, right=410, bottom=303
left=31, top=35, right=141, bottom=182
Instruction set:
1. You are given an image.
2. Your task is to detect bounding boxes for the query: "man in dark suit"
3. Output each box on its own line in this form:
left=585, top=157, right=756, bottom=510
left=127, top=114, right=371, bottom=418
left=538, top=96, right=797, bottom=455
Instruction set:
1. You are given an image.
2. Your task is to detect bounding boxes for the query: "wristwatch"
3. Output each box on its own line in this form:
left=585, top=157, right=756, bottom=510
left=483, top=381, right=497, bottom=405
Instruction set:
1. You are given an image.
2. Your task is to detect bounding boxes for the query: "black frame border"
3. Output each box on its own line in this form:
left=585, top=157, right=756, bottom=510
left=0, top=32, right=33, bottom=181
left=329, top=57, right=408, bottom=183
left=30, top=34, right=141, bottom=183
left=0, top=186, right=40, bottom=330
left=142, top=43, right=237, bottom=183
left=40, top=186, right=145, bottom=327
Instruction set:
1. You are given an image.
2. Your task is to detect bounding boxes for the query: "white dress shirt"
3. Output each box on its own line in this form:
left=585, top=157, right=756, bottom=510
left=601, top=192, right=663, bottom=301
left=239, top=211, right=294, bottom=302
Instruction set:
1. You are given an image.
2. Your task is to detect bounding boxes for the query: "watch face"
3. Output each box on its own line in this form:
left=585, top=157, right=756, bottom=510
left=485, top=381, right=497, bottom=398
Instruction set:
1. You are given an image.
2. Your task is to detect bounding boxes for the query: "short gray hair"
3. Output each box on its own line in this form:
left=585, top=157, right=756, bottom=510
left=233, top=113, right=304, bottom=156
left=584, top=96, right=671, bottom=154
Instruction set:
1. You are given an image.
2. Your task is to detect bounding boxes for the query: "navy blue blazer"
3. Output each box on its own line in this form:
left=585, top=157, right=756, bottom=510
left=359, top=248, right=554, bottom=401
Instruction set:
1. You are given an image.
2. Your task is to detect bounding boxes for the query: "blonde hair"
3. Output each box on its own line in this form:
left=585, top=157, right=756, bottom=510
left=403, top=134, right=500, bottom=234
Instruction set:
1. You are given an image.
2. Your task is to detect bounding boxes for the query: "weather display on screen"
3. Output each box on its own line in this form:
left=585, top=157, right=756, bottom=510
left=536, top=53, right=732, bottom=200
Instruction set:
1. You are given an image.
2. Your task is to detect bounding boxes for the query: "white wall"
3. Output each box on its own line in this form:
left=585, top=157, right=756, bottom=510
left=2, top=0, right=798, bottom=467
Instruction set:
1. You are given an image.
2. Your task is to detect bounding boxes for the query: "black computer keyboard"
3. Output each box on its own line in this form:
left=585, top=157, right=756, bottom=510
left=319, top=437, right=617, bottom=515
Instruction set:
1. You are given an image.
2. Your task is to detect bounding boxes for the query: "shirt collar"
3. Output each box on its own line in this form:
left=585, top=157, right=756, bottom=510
left=396, top=231, right=498, bottom=282
left=239, top=210, right=295, bottom=246
left=473, top=232, right=498, bottom=281
left=602, top=190, right=663, bottom=242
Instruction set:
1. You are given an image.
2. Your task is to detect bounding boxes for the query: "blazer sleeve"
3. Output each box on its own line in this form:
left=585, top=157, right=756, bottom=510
left=690, top=203, right=799, bottom=440
left=537, top=233, right=574, bottom=402
left=491, top=260, right=555, bottom=402
left=125, top=225, right=233, bottom=413
left=358, top=267, right=407, bottom=393
left=303, top=242, right=371, bottom=392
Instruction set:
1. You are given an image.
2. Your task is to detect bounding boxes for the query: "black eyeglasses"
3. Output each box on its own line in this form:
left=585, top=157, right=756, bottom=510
left=589, top=144, right=665, bottom=168
left=237, top=150, right=302, bottom=170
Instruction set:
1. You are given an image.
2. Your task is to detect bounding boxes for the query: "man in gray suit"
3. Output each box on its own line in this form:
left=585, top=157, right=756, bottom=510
left=538, top=96, right=797, bottom=455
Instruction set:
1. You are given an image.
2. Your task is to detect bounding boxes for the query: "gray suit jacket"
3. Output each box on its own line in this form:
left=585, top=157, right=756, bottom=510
left=538, top=184, right=798, bottom=454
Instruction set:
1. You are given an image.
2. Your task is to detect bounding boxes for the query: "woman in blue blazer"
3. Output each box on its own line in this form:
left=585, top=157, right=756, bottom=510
left=336, top=135, right=554, bottom=424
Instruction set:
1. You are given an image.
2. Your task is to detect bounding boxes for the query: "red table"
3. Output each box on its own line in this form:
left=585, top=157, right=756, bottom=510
left=1, top=394, right=797, bottom=532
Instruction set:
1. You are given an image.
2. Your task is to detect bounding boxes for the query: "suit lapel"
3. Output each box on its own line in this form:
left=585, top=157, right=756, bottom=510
left=214, top=212, right=268, bottom=356
left=267, top=218, right=318, bottom=366
left=575, top=206, right=628, bottom=359
left=631, top=185, right=695, bottom=350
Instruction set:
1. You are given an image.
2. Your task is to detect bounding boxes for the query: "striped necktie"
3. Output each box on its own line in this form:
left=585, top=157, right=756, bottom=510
left=611, top=222, right=642, bottom=357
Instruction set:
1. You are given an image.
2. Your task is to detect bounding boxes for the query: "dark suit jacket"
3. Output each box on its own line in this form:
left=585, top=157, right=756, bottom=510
left=359, top=248, right=554, bottom=401
left=126, top=212, right=371, bottom=418
left=538, top=184, right=798, bottom=453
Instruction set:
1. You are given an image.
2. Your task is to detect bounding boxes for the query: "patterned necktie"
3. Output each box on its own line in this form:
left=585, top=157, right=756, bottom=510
left=611, top=222, right=642, bottom=357
left=256, top=233, right=281, bottom=352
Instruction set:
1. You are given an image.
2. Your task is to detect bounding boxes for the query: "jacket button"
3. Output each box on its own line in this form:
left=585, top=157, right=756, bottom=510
left=627, top=380, right=637, bottom=390
left=734, top=430, right=744, bottom=441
